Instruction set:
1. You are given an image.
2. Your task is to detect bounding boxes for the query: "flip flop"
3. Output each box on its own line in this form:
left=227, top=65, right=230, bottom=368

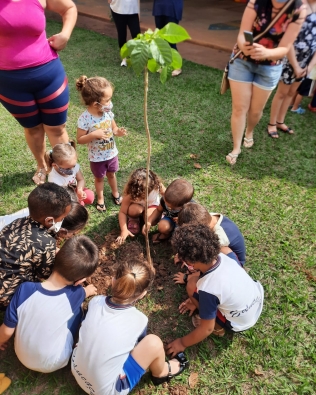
left=243, top=137, right=254, bottom=148
left=111, top=194, right=122, bottom=205
left=267, top=123, right=279, bottom=138
left=96, top=203, right=107, bottom=212
left=276, top=122, right=294, bottom=134
left=32, top=168, right=46, bottom=185
left=152, top=232, right=171, bottom=244
left=226, top=152, right=239, bottom=165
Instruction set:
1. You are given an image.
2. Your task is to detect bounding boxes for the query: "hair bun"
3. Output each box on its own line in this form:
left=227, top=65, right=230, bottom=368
left=76, top=75, right=88, bottom=91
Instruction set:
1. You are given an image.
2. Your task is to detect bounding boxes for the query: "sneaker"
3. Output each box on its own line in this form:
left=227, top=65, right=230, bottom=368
left=291, top=107, right=305, bottom=114
left=120, top=58, right=127, bottom=67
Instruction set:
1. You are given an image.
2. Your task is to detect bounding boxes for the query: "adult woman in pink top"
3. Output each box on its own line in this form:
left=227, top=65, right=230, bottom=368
left=0, top=0, right=77, bottom=184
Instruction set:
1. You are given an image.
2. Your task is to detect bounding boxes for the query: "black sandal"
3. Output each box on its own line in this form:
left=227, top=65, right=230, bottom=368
left=151, top=352, right=189, bottom=386
left=96, top=203, right=107, bottom=212
left=276, top=122, right=294, bottom=134
left=267, top=123, right=279, bottom=138
left=111, top=193, right=122, bottom=205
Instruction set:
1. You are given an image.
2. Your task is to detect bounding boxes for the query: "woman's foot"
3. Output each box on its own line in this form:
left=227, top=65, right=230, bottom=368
left=226, top=152, right=240, bottom=165
left=243, top=136, right=254, bottom=148
left=276, top=122, right=294, bottom=134
left=32, top=168, right=46, bottom=185
left=267, top=123, right=279, bottom=138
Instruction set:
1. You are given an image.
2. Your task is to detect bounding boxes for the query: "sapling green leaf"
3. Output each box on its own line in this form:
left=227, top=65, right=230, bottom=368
left=153, top=38, right=172, bottom=64
left=130, top=42, right=150, bottom=75
left=158, top=22, right=191, bottom=44
left=171, top=49, right=182, bottom=70
left=147, top=58, right=159, bottom=73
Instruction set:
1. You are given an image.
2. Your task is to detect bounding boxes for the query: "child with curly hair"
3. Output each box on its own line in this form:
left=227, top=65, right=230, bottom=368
left=76, top=75, right=127, bottom=212
left=116, top=168, right=165, bottom=243
left=167, top=224, right=264, bottom=357
left=45, top=142, right=94, bottom=206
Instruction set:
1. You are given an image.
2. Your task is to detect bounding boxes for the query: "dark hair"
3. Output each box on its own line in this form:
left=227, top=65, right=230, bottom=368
left=62, top=202, right=88, bottom=232
left=44, top=142, right=77, bottom=173
left=164, top=179, right=194, bottom=207
left=178, top=203, right=211, bottom=226
left=28, top=183, right=72, bottom=220
left=54, top=235, right=99, bottom=282
left=64, top=186, right=79, bottom=203
left=112, top=261, right=155, bottom=304
left=124, top=168, right=162, bottom=201
left=76, top=75, right=114, bottom=105
left=171, top=224, right=220, bottom=264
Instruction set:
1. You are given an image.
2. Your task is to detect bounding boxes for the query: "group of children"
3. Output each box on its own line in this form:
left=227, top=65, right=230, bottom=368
left=0, top=74, right=264, bottom=395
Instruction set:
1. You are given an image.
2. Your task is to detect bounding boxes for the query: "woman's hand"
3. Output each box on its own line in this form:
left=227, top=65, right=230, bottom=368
left=241, top=42, right=254, bottom=57
left=249, top=43, right=271, bottom=61
left=294, top=66, right=307, bottom=79
left=47, top=32, right=69, bottom=51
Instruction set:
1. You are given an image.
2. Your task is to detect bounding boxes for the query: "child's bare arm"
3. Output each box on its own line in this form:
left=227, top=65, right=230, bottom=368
left=142, top=205, right=163, bottom=235
left=0, top=324, right=15, bottom=351
left=76, top=170, right=86, bottom=200
left=116, top=195, right=134, bottom=243
left=159, top=182, right=166, bottom=195
left=112, top=120, right=127, bottom=137
left=166, top=318, right=215, bottom=357
left=77, top=128, right=109, bottom=144
left=84, top=284, right=97, bottom=298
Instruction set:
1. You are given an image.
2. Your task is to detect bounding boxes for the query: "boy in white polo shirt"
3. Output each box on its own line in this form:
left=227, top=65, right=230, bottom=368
left=0, top=235, right=99, bottom=373
left=167, top=224, right=264, bottom=357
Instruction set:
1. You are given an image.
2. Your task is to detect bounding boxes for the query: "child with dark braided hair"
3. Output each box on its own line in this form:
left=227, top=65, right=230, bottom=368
left=116, top=168, right=165, bottom=244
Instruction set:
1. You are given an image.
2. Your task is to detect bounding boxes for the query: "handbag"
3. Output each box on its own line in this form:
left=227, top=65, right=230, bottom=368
left=220, top=0, right=295, bottom=94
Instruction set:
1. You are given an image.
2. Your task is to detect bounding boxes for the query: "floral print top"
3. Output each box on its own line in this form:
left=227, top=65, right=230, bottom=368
left=233, top=0, right=304, bottom=65
left=0, top=216, right=56, bottom=308
left=77, top=110, right=118, bottom=162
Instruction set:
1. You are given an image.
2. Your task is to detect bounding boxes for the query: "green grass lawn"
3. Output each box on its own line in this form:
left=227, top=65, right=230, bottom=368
left=0, top=20, right=315, bottom=395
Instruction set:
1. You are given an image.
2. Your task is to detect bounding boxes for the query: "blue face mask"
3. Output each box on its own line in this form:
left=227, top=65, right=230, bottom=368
left=56, top=164, right=75, bottom=176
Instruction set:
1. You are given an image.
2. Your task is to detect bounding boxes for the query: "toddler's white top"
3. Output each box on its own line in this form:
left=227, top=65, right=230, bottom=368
left=110, top=0, right=139, bottom=15
left=48, top=164, right=80, bottom=187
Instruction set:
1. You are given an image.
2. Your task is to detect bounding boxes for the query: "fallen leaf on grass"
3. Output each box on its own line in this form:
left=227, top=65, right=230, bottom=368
left=157, top=286, right=164, bottom=291
left=190, top=154, right=199, bottom=159
left=254, top=368, right=264, bottom=376
left=194, top=163, right=202, bottom=169
left=189, top=372, right=199, bottom=388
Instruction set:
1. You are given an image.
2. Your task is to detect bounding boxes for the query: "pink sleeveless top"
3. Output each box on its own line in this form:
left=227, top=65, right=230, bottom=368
left=0, top=0, right=58, bottom=70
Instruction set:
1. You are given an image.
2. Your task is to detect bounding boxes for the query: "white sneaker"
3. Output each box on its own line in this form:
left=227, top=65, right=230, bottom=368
left=120, top=58, right=127, bottom=67
left=172, top=69, right=182, bottom=77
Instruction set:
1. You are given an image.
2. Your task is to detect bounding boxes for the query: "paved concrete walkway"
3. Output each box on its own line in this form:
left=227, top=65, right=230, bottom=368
left=73, top=0, right=244, bottom=52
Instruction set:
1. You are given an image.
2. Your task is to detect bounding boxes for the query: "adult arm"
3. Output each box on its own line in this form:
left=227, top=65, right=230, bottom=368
left=236, top=0, right=257, bottom=56
left=46, top=0, right=78, bottom=51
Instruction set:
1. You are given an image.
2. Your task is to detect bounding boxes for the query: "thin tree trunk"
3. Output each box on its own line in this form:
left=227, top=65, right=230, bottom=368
left=143, top=67, right=152, bottom=266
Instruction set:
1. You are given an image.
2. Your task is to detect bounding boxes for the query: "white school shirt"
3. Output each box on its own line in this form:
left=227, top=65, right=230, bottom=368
left=0, top=208, right=29, bottom=231
left=48, top=163, right=80, bottom=187
left=4, top=282, right=86, bottom=373
left=110, top=0, right=139, bottom=15
left=197, top=253, right=264, bottom=331
left=71, top=296, right=147, bottom=395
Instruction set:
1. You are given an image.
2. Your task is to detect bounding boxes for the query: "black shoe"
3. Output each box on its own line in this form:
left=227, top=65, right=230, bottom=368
left=151, top=352, right=189, bottom=386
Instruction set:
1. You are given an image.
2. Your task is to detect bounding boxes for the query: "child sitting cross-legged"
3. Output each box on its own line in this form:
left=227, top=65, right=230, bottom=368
left=45, top=142, right=95, bottom=206
left=71, top=259, right=189, bottom=394
left=166, top=225, right=264, bottom=357
left=142, top=179, right=194, bottom=244
left=0, top=183, right=72, bottom=310
left=116, top=168, right=165, bottom=244
left=0, top=235, right=98, bottom=372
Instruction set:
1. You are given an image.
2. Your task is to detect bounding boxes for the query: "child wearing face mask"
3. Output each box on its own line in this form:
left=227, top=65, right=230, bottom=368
left=45, top=142, right=94, bottom=206
left=0, top=183, right=72, bottom=310
left=76, top=75, right=127, bottom=212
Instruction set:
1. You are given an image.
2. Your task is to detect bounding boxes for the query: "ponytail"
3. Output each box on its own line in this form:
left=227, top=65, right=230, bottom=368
left=45, top=142, right=77, bottom=173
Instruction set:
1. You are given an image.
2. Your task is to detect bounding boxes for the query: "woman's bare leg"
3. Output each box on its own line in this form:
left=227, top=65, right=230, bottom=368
left=24, top=124, right=47, bottom=184
left=268, top=81, right=290, bottom=136
left=228, top=80, right=253, bottom=162
left=43, top=123, right=69, bottom=147
left=275, top=81, right=301, bottom=134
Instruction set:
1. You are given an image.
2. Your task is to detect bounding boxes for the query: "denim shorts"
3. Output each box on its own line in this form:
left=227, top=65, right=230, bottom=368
left=228, top=58, right=282, bottom=91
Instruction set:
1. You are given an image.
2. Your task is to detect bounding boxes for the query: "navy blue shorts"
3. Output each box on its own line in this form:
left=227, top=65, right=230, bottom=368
left=0, top=58, right=69, bottom=128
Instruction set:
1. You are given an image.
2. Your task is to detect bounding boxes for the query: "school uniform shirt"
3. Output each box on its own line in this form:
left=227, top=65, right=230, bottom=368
left=72, top=296, right=147, bottom=395
left=211, top=213, right=246, bottom=265
left=4, top=282, right=86, bottom=372
left=0, top=216, right=56, bottom=308
left=48, top=163, right=80, bottom=187
left=0, top=208, right=29, bottom=231
left=110, top=0, right=139, bottom=15
left=77, top=110, right=118, bottom=162
left=152, top=0, right=183, bottom=21
left=196, top=253, right=264, bottom=332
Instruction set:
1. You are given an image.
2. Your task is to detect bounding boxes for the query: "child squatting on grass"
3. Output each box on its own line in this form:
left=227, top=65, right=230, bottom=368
left=142, top=179, right=194, bottom=244
left=45, top=142, right=95, bottom=206
left=0, top=183, right=72, bottom=310
left=166, top=225, right=264, bottom=357
left=0, top=236, right=99, bottom=373
left=71, top=260, right=189, bottom=395
left=76, top=75, right=127, bottom=212
left=116, top=168, right=165, bottom=244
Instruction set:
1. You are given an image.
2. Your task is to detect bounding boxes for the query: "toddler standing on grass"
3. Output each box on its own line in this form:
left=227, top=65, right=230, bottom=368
left=71, top=259, right=189, bottom=394
left=0, top=183, right=72, bottom=310
left=0, top=236, right=98, bottom=373
left=116, top=168, right=165, bottom=243
left=76, top=75, right=127, bottom=212
left=45, top=142, right=94, bottom=206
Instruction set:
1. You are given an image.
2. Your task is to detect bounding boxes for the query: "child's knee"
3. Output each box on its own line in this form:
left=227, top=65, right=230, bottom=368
left=143, top=334, right=163, bottom=352
left=158, top=219, right=173, bottom=234
left=106, top=172, right=116, bottom=179
left=128, top=203, right=144, bottom=217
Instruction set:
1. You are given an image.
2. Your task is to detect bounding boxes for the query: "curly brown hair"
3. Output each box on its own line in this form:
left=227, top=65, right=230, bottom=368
left=171, top=224, right=220, bottom=264
left=124, top=168, right=162, bottom=202
left=76, top=75, right=114, bottom=105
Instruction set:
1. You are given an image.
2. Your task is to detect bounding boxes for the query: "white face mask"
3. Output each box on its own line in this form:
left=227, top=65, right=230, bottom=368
left=97, top=101, right=113, bottom=113
left=47, top=219, right=64, bottom=233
